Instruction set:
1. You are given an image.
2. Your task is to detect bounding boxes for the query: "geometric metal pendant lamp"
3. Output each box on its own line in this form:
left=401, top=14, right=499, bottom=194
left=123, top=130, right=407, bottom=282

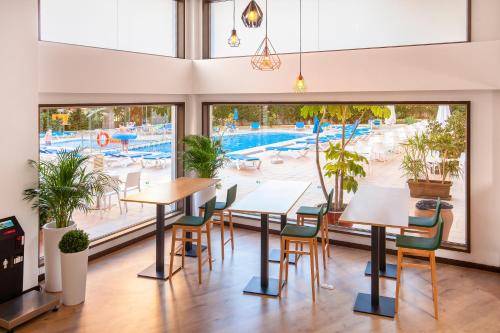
left=250, top=0, right=281, bottom=71
left=241, top=0, right=263, bottom=28
left=228, top=0, right=241, bottom=47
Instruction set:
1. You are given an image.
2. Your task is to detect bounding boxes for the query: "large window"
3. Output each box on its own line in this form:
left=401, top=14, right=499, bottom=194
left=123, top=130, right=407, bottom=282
left=203, top=103, right=470, bottom=251
left=40, top=0, right=184, bottom=57
left=208, top=0, right=469, bottom=58
left=39, top=103, right=182, bottom=241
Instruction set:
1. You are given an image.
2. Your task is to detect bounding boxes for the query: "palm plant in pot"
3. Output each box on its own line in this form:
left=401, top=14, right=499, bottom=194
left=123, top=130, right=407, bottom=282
left=59, top=229, right=90, bottom=306
left=183, top=135, right=226, bottom=215
left=24, top=150, right=117, bottom=292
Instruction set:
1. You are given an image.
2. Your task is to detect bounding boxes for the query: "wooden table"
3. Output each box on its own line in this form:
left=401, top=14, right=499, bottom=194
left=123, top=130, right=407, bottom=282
left=339, top=184, right=409, bottom=318
left=122, top=177, right=219, bottom=280
left=229, top=180, right=310, bottom=297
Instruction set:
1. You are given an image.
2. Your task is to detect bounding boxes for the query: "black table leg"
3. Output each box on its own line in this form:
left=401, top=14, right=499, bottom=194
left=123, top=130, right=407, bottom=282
left=364, top=226, right=397, bottom=279
left=243, top=213, right=281, bottom=297
left=179, top=195, right=206, bottom=258
left=269, top=214, right=297, bottom=264
left=354, top=226, right=395, bottom=317
left=138, top=204, right=180, bottom=280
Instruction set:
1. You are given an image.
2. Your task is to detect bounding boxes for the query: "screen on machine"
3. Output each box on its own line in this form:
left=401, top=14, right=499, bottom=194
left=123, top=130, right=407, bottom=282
left=0, top=220, right=14, bottom=230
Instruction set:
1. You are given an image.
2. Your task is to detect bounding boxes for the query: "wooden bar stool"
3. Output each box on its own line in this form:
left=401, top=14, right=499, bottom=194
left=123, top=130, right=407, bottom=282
left=169, top=197, right=216, bottom=284
left=278, top=208, right=324, bottom=302
left=395, top=218, right=444, bottom=319
left=401, top=198, right=442, bottom=237
left=295, top=189, right=333, bottom=268
left=199, top=185, right=237, bottom=260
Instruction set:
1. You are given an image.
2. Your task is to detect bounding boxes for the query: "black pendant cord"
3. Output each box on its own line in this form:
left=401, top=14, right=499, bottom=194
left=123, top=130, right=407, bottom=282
left=233, top=0, right=236, bottom=29
left=265, top=0, right=268, bottom=38
left=299, top=0, right=302, bottom=75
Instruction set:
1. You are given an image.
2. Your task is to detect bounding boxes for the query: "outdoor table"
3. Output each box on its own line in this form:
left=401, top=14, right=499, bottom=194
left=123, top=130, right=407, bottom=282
left=339, top=184, right=409, bottom=318
left=229, top=180, right=310, bottom=297
left=122, top=177, right=219, bottom=280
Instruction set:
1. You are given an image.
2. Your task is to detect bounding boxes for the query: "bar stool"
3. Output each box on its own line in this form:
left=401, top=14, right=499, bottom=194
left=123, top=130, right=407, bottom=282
left=278, top=208, right=324, bottom=302
left=169, top=197, right=216, bottom=284
left=401, top=198, right=442, bottom=237
left=199, top=185, right=237, bottom=260
left=395, top=218, right=444, bottom=319
left=295, top=189, right=333, bottom=268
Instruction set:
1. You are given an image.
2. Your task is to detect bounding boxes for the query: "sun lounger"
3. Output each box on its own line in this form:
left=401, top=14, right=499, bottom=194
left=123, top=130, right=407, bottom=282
left=250, top=122, right=261, bottom=130
left=227, top=154, right=262, bottom=170
left=295, top=121, right=305, bottom=130
left=141, top=152, right=172, bottom=168
left=265, top=145, right=309, bottom=159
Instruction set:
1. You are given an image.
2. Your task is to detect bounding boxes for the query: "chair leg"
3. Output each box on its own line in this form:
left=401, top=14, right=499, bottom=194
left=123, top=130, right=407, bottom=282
left=324, top=217, right=330, bottom=258
left=395, top=249, right=403, bottom=313
left=228, top=211, right=235, bottom=251
left=314, top=239, right=320, bottom=287
left=320, top=221, right=327, bottom=269
left=278, top=237, right=285, bottom=297
left=206, top=223, right=212, bottom=271
left=309, top=239, right=316, bottom=302
left=169, top=227, right=176, bottom=281
left=285, top=240, right=289, bottom=283
left=220, top=212, right=225, bottom=260
left=197, top=229, right=202, bottom=284
left=181, top=230, right=186, bottom=268
left=430, top=252, right=439, bottom=319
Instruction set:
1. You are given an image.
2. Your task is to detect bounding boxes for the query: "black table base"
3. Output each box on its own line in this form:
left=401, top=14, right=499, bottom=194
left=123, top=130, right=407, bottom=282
left=363, top=227, right=397, bottom=279
left=138, top=263, right=181, bottom=281
left=353, top=293, right=395, bottom=318
left=364, top=262, right=397, bottom=279
left=243, top=276, right=282, bottom=297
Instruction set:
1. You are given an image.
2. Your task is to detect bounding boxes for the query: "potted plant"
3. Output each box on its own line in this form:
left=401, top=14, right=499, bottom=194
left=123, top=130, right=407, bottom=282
left=59, top=229, right=90, bottom=306
left=402, top=111, right=465, bottom=199
left=183, top=135, right=226, bottom=215
left=414, top=200, right=454, bottom=241
left=24, top=150, right=117, bottom=292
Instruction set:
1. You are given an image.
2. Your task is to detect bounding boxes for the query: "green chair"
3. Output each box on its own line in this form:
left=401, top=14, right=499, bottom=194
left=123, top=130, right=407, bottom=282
left=395, top=217, right=444, bottom=319
left=402, top=198, right=442, bottom=237
left=278, top=208, right=324, bottom=302
left=295, top=189, right=334, bottom=268
left=199, top=184, right=237, bottom=260
left=170, top=197, right=216, bottom=284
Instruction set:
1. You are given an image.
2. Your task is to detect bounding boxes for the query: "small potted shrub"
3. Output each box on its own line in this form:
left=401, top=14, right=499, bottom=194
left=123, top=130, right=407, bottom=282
left=59, top=229, right=90, bottom=306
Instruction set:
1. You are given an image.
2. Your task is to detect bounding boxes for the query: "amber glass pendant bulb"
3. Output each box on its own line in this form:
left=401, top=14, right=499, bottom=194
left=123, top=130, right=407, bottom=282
left=228, top=29, right=240, bottom=47
left=294, top=73, right=306, bottom=93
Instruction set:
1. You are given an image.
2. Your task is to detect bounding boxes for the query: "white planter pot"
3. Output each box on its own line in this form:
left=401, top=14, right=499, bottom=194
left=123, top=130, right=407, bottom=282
left=42, top=221, right=77, bottom=292
left=192, top=185, right=217, bottom=216
left=61, top=248, right=89, bottom=306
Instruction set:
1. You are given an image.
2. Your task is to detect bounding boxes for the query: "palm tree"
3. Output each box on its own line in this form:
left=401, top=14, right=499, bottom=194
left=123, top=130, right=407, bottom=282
left=183, top=135, right=226, bottom=179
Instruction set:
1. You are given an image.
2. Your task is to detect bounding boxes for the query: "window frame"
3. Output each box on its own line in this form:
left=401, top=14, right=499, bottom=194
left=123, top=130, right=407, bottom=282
left=202, top=0, right=471, bottom=59
left=201, top=101, right=471, bottom=253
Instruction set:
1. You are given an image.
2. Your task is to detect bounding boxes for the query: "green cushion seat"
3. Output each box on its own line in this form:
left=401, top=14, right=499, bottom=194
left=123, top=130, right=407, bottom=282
left=296, top=206, right=322, bottom=216
left=173, top=216, right=205, bottom=227
left=199, top=201, right=226, bottom=211
left=396, top=234, right=439, bottom=251
left=408, top=215, right=436, bottom=228
left=281, top=224, right=318, bottom=238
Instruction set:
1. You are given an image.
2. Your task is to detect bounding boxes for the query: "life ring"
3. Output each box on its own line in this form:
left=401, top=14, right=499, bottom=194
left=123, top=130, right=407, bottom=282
left=96, top=131, right=110, bottom=147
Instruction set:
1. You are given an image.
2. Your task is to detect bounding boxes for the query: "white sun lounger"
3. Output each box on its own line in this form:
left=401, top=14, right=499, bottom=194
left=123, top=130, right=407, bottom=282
left=227, top=154, right=262, bottom=170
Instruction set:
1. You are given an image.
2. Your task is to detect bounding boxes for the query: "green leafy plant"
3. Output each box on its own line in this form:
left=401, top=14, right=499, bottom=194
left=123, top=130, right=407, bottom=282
left=401, top=133, right=430, bottom=181
left=59, top=229, right=90, bottom=253
left=24, top=149, right=118, bottom=228
left=183, top=135, right=226, bottom=179
left=405, top=116, right=417, bottom=125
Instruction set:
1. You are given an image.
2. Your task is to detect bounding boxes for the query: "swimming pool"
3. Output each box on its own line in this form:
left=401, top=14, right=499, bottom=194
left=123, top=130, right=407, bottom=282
left=48, top=138, right=153, bottom=151
left=215, top=132, right=309, bottom=153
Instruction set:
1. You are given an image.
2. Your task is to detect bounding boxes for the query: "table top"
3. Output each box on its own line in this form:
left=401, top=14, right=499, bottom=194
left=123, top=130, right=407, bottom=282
left=229, top=180, right=310, bottom=215
left=121, top=177, right=219, bottom=205
left=339, top=184, right=410, bottom=228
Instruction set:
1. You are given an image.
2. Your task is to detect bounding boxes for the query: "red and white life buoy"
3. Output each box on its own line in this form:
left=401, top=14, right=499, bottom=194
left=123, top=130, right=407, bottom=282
left=96, top=131, right=110, bottom=147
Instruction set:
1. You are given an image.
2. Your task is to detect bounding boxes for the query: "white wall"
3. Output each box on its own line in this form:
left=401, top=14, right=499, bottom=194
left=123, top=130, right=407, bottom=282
left=0, top=0, right=39, bottom=290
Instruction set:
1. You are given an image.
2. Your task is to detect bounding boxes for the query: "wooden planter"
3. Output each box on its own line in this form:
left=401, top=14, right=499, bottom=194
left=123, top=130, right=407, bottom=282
left=407, top=179, right=452, bottom=200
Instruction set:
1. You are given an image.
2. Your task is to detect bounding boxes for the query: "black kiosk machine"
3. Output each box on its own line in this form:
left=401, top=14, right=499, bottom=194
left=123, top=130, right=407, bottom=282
left=0, top=216, right=59, bottom=332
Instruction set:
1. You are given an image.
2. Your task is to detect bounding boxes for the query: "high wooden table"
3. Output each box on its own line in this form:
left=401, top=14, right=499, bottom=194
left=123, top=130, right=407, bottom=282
left=229, top=180, right=310, bottom=297
left=339, top=184, right=409, bottom=318
left=122, top=177, right=219, bottom=280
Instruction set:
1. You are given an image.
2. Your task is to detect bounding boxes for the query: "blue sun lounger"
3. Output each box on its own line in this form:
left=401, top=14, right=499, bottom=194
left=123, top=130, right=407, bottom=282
left=227, top=154, right=262, bottom=170
left=266, top=145, right=309, bottom=159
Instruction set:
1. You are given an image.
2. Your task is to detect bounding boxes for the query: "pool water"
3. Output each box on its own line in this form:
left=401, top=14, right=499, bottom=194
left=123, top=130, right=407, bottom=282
left=49, top=138, right=154, bottom=151
left=215, top=132, right=309, bottom=153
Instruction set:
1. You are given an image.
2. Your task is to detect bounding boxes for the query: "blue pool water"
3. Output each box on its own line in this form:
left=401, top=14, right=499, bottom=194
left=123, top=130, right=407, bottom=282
left=49, top=138, right=153, bottom=151
left=215, top=132, right=309, bottom=153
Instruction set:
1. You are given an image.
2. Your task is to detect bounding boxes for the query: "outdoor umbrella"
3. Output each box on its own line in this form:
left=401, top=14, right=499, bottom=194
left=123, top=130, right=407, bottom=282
left=385, top=105, right=397, bottom=125
left=436, top=105, right=451, bottom=125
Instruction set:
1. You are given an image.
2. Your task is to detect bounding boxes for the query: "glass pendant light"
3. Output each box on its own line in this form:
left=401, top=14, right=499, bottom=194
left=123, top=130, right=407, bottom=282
left=241, top=0, right=263, bottom=28
left=294, top=0, right=306, bottom=93
left=251, top=0, right=281, bottom=71
left=228, top=0, right=240, bottom=47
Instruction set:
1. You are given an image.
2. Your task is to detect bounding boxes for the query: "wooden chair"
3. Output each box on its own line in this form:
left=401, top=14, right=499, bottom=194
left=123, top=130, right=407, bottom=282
left=199, top=185, right=237, bottom=260
left=279, top=208, right=323, bottom=302
left=169, top=197, right=216, bottom=284
left=401, top=198, right=442, bottom=237
left=295, top=189, right=333, bottom=268
left=395, top=218, right=444, bottom=319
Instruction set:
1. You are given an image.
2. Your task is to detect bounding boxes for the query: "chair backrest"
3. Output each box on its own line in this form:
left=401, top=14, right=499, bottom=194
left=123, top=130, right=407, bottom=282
left=224, top=185, right=238, bottom=208
left=325, top=189, right=334, bottom=213
left=203, top=197, right=217, bottom=223
left=296, top=121, right=305, bottom=128
left=251, top=122, right=260, bottom=129
left=429, top=217, right=444, bottom=251
left=313, top=206, right=325, bottom=236
left=429, top=198, right=442, bottom=228
left=125, top=171, right=141, bottom=189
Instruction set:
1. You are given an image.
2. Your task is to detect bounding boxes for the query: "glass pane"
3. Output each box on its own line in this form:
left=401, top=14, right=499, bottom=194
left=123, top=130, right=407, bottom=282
left=40, top=0, right=177, bottom=57
left=210, top=0, right=468, bottom=58
left=39, top=104, right=176, bottom=241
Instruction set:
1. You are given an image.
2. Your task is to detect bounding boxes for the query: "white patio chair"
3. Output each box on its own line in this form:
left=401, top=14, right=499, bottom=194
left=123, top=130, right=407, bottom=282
left=121, top=171, right=143, bottom=212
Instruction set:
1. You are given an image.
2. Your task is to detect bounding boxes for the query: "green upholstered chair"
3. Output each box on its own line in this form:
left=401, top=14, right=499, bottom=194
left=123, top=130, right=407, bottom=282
left=169, top=197, right=216, bottom=284
left=395, top=218, right=444, bottom=319
left=402, top=198, right=442, bottom=237
left=295, top=189, right=334, bottom=268
left=199, top=184, right=237, bottom=260
left=278, top=208, right=324, bottom=302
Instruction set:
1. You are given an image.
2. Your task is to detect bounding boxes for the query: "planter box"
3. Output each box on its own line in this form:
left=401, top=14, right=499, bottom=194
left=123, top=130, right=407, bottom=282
left=61, top=248, right=89, bottom=306
left=327, top=209, right=352, bottom=228
left=407, top=179, right=452, bottom=200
